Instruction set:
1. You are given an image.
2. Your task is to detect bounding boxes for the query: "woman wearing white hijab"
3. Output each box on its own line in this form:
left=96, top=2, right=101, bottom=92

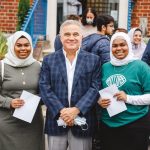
left=0, top=31, right=44, bottom=150
left=97, top=32, right=150, bottom=150
left=128, top=27, right=146, bottom=59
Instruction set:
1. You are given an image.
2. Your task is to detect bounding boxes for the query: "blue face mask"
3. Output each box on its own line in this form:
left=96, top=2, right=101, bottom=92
left=86, top=18, right=94, bottom=25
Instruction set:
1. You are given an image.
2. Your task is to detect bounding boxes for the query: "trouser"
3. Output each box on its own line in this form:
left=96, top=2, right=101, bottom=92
left=98, top=121, right=149, bottom=150
left=48, top=130, right=92, bottom=150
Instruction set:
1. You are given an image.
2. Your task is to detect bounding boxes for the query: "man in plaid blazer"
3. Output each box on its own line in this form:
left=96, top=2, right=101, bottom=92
left=39, top=20, right=101, bottom=150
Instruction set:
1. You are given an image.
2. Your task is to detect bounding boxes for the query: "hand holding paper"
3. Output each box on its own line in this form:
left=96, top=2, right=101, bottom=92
left=13, top=90, right=40, bottom=123
left=99, top=84, right=127, bottom=117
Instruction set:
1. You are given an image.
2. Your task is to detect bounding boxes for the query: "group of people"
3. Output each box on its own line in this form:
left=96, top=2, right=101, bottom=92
left=0, top=7, right=150, bottom=150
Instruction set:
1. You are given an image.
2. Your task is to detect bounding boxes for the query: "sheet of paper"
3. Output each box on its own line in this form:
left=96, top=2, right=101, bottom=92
left=99, top=84, right=127, bottom=117
left=13, top=90, right=40, bottom=123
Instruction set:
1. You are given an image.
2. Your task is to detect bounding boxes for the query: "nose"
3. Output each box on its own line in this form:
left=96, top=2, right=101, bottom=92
left=112, top=26, right=115, bottom=31
left=137, top=36, right=141, bottom=39
left=20, top=46, right=26, bottom=50
left=116, top=45, right=122, bottom=50
left=68, top=34, right=75, bottom=40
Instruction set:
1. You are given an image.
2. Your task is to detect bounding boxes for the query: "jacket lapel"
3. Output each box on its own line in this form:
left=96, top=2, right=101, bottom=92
left=56, top=51, right=68, bottom=86
left=72, top=51, right=86, bottom=94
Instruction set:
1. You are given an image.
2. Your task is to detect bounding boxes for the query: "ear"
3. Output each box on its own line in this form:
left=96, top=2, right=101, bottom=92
left=102, top=25, right=106, bottom=31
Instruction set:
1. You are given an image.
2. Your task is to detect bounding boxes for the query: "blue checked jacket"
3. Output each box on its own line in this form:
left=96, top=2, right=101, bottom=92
left=39, top=49, right=101, bottom=137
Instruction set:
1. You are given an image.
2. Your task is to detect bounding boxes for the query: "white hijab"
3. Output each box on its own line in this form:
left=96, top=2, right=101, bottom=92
left=4, top=31, right=36, bottom=67
left=110, top=32, right=136, bottom=66
left=128, top=27, right=137, bottom=42
left=128, top=27, right=146, bottom=59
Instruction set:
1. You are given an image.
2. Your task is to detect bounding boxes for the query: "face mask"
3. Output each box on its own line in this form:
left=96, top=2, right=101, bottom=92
left=57, top=116, right=88, bottom=130
left=86, top=18, right=93, bottom=25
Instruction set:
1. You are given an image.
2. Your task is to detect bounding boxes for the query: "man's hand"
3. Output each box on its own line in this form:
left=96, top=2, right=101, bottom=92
left=60, top=107, right=80, bottom=125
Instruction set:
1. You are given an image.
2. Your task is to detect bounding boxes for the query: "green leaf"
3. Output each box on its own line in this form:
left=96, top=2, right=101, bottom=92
left=0, top=32, right=8, bottom=59
left=17, top=0, right=30, bottom=30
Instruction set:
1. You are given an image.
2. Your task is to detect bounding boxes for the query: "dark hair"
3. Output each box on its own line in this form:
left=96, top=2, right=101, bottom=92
left=134, top=28, right=142, bottom=34
left=81, top=8, right=97, bottom=26
left=67, top=14, right=80, bottom=21
left=114, top=28, right=128, bottom=33
left=16, top=35, right=30, bottom=45
left=19, top=35, right=26, bottom=39
left=96, top=15, right=114, bottom=31
left=102, top=15, right=114, bottom=25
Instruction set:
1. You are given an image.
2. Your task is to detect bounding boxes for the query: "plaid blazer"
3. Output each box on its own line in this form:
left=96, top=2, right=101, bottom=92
left=39, top=49, right=101, bottom=137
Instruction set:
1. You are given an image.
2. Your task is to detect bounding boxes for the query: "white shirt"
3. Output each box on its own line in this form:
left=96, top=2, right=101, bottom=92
left=127, top=94, right=150, bottom=105
left=63, top=49, right=79, bottom=106
left=82, top=25, right=97, bottom=38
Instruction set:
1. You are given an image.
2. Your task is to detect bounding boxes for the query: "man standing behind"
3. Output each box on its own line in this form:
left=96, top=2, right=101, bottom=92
left=82, top=15, right=114, bottom=65
left=39, top=20, right=101, bottom=150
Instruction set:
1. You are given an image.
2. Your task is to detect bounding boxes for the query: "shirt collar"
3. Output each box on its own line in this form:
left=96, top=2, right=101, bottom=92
left=63, top=48, right=80, bottom=58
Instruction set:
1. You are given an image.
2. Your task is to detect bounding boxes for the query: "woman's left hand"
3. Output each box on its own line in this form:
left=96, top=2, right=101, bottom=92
left=10, top=98, right=25, bottom=108
left=114, top=91, right=127, bottom=102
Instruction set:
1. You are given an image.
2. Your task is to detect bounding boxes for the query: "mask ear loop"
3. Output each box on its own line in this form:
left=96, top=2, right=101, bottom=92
left=62, top=122, right=88, bottom=130
left=81, top=123, right=88, bottom=131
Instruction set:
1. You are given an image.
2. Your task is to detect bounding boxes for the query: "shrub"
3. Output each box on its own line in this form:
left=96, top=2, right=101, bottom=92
left=17, top=0, right=30, bottom=30
left=0, top=32, right=7, bottom=60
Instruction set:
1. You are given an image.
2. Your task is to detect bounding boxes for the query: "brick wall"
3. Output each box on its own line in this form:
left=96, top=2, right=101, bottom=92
left=0, top=0, right=33, bottom=33
left=0, top=0, right=19, bottom=33
left=131, top=0, right=150, bottom=36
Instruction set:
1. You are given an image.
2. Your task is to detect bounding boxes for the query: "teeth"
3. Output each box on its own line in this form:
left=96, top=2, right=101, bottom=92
left=116, top=50, right=123, bottom=54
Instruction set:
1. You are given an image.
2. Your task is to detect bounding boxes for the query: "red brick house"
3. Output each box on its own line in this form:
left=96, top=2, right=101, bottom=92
left=0, top=0, right=18, bottom=33
left=131, top=0, right=150, bottom=36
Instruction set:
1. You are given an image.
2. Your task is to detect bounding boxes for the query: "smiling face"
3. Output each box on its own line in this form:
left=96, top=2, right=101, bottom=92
left=112, top=38, right=129, bottom=60
left=14, top=37, right=31, bottom=59
left=60, top=24, right=83, bottom=53
left=133, top=30, right=142, bottom=45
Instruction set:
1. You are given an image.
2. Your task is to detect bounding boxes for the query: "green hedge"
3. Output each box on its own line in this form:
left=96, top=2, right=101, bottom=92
left=0, top=32, right=7, bottom=60
left=17, top=0, right=30, bottom=30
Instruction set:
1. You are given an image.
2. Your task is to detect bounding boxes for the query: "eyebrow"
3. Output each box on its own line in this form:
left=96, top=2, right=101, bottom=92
left=16, top=43, right=30, bottom=45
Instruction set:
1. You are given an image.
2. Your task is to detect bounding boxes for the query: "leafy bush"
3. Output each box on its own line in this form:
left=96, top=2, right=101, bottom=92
left=17, top=0, right=30, bottom=30
left=0, top=32, right=7, bottom=60
left=143, top=37, right=149, bottom=44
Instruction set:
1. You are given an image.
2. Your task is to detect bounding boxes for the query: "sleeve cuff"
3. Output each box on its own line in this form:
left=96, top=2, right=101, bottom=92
left=126, top=95, right=131, bottom=104
left=3, top=97, right=12, bottom=108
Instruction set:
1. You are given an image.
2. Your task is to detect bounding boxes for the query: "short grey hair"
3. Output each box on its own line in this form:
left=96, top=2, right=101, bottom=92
left=59, top=20, right=83, bottom=35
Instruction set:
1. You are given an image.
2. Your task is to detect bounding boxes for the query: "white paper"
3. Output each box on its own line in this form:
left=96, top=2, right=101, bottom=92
left=99, top=84, right=127, bottom=117
left=13, top=90, right=40, bottom=123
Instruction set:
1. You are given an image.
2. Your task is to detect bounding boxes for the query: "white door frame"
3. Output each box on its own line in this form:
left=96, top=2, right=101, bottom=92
left=46, top=0, right=57, bottom=51
left=118, top=0, right=129, bottom=29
